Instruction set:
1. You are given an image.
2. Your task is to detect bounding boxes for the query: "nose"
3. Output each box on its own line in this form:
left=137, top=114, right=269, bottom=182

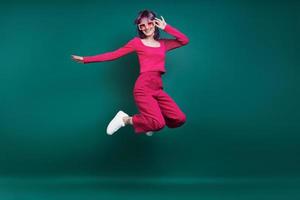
left=145, top=23, right=153, bottom=30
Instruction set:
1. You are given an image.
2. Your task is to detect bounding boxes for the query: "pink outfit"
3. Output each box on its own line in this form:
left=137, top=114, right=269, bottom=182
left=83, top=24, right=189, bottom=133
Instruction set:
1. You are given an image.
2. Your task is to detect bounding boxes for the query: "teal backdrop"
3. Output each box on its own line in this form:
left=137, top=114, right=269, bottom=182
left=0, top=0, right=299, bottom=199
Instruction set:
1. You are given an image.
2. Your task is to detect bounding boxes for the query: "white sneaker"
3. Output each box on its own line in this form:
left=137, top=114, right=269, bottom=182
left=106, top=111, right=128, bottom=135
left=146, top=131, right=154, bottom=136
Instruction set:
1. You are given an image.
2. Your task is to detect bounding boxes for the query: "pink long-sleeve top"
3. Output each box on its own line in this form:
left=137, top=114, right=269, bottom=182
left=83, top=24, right=189, bottom=73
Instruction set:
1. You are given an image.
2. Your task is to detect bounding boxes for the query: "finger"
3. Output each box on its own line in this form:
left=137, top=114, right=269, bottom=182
left=155, top=17, right=162, bottom=22
left=161, top=16, right=165, bottom=22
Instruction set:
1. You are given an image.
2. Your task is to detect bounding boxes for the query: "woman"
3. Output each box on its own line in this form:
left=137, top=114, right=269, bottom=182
left=71, top=10, right=189, bottom=136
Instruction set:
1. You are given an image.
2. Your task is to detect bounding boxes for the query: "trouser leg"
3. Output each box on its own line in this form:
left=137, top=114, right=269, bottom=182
left=132, top=93, right=165, bottom=133
left=156, top=90, right=186, bottom=128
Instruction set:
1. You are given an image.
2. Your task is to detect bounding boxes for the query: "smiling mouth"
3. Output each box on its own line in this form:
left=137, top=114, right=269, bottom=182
left=144, top=29, right=153, bottom=34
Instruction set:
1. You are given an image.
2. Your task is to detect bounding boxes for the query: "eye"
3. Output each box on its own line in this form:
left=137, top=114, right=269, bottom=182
left=148, top=22, right=154, bottom=26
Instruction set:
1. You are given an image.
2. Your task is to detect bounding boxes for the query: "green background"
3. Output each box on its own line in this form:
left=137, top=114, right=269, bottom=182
left=0, top=0, right=299, bottom=199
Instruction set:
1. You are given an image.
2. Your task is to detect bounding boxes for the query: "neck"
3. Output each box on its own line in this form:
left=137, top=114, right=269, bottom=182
left=144, top=36, right=155, bottom=40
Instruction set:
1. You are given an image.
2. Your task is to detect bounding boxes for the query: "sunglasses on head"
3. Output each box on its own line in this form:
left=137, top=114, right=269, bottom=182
left=138, top=21, right=155, bottom=30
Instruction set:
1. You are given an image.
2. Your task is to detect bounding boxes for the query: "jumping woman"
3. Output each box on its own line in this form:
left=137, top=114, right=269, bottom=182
left=71, top=10, right=189, bottom=136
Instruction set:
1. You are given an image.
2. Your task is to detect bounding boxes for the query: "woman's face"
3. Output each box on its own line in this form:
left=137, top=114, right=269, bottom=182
left=138, top=17, right=156, bottom=38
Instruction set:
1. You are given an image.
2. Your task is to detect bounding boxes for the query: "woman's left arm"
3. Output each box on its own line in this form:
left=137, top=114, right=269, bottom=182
left=155, top=16, right=189, bottom=51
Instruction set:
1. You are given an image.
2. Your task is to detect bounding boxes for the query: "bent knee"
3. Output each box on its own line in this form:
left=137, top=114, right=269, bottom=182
left=177, top=113, right=186, bottom=126
left=167, top=113, right=186, bottom=128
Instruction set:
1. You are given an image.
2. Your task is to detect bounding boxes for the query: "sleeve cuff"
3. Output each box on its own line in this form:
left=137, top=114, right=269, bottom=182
left=163, top=24, right=171, bottom=31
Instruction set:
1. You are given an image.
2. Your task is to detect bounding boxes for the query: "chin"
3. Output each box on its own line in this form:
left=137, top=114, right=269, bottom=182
left=144, top=32, right=155, bottom=37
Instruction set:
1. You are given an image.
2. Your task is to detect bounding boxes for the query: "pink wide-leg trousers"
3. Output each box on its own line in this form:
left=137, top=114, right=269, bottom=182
left=132, top=71, right=186, bottom=133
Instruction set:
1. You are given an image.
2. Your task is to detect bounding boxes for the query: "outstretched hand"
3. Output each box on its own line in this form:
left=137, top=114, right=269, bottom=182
left=154, top=16, right=167, bottom=30
left=71, top=55, right=84, bottom=63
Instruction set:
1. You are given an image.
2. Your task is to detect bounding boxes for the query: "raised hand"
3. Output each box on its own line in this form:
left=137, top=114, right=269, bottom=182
left=71, top=55, right=84, bottom=63
left=154, top=16, right=167, bottom=30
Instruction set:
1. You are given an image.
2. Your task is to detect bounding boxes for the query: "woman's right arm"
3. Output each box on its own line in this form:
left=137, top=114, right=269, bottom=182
left=72, top=38, right=136, bottom=64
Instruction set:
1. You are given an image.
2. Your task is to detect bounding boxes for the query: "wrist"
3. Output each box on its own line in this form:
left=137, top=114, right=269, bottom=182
left=163, top=24, right=169, bottom=30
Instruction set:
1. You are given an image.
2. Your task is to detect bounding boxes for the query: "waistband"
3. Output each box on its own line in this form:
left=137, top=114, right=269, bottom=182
left=139, top=71, right=163, bottom=77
